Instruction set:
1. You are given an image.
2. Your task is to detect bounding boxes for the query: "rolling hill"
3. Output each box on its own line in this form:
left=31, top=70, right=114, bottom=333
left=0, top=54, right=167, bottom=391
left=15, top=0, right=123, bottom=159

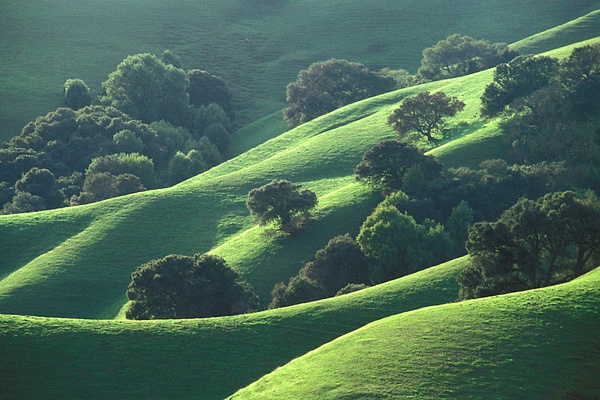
left=0, top=7, right=599, bottom=400
left=1, top=1, right=600, bottom=142
left=229, top=267, right=600, bottom=400
left=0, top=257, right=464, bottom=399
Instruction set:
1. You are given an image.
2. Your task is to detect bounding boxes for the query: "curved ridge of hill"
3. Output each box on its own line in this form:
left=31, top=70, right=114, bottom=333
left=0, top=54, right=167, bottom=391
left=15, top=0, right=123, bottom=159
left=1, top=34, right=599, bottom=319
left=0, top=257, right=463, bottom=400
left=230, top=267, right=600, bottom=400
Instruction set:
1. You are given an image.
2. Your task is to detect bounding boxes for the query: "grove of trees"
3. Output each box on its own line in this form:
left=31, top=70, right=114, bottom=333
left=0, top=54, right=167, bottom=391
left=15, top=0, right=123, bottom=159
left=458, top=191, right=600, bottom=300
left=1, top=51, right=235, bottom=214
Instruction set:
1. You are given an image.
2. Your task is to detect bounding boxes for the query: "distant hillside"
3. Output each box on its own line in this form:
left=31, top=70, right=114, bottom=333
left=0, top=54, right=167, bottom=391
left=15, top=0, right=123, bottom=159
left=1, top=1, right=599, bottom=141
left=230, top=267, right=600, bottom=399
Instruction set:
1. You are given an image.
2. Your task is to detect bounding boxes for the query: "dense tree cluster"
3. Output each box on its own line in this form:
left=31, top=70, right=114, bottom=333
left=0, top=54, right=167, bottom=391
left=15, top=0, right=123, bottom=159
left=458, top=191, right=600, bottom=299
left=283, top=59, right=397, bottom=127
left=269, top=234, right=370, bottom=308
left=1, top=52, right=236, bottom=214
left=247, top=179, right=318, bottom=233
left=126, top=253, right=258, bottom=320
left=354, top=140, right=442, bottom=194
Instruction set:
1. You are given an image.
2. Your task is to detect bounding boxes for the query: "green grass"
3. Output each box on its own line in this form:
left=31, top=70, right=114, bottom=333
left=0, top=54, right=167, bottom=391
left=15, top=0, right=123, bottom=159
left=0, top=257, right=464, bottom=400
left=1, top=35, right=599, bottom=319
left=230, top=267, right=600, bottom=400
left=0, top=13, right=599, bottom=400
left=2, top=1, right=599, bottom=142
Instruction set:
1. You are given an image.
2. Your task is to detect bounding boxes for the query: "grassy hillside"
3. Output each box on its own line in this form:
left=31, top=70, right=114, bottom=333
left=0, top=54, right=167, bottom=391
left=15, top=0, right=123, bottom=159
left=230, top=267, right=600, bottom=400
left=0, top=257, right=463, bottom=400
left=2, top=1, right=600, bottom=142
left=1, top=36, right=599, bottom=319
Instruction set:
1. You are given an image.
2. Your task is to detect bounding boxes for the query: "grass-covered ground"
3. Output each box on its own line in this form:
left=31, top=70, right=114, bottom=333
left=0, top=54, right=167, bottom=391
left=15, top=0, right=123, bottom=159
left=1, top=11, right=599, bottom=400
left=230, top=267, right=600, bottom=400
left=2, top=1, right=600, bottom=141
left=1, top=35, right=599, bottom=320
left=0, top=258, right=463, bottom=400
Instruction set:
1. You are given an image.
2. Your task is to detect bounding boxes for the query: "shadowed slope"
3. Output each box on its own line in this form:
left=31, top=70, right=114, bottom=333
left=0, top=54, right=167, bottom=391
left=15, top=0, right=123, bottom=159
left=230, top=267, right=600, bottom=400
left=0, top=258, right=463, bottom=400
left=2, top=1, right=600, bottom=140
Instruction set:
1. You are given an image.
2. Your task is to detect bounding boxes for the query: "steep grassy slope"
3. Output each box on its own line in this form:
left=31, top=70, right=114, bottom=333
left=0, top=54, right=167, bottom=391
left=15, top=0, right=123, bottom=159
left=1, top=37, right=598, bottom=319
left=2, top=1, right=599, bottom=141
left=0, top=258, right=463, bottom=400
left=230, top=267, right=600, bottom=400
left=0, top=64, right=485, bottom=318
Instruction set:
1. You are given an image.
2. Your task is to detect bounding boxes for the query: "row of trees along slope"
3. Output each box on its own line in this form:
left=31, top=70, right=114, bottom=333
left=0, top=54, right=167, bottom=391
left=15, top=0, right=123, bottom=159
left=0, top=34, right=513, bottom=214
left=268, top=43, right=600, bottom=309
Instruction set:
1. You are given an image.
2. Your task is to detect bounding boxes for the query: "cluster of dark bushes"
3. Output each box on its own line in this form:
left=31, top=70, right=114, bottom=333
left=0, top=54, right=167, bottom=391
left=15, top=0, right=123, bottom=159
left=1, top=51, right=235, bottom=214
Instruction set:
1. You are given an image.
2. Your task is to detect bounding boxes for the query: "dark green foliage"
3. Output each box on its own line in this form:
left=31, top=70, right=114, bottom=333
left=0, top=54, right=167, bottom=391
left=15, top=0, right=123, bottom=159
left=0, top=103, right=232, bottom=213
left=63, top=79, right=92, bottom=110
left=13, top=167, right=65, bottom=210
left=458, top=191, right=600, bottom=299
left=501, top=45, right=600, bottom=168
left=126, top=253, right=259, bottom=320
left=161, top=50, right=183, bottom=69
left=335, top=283, right=369, bottom=296
left=418, top=160, right=573, bottom=223
left=268, top=275, right=321, bottom=309
left=357, top=204, right=452, bottom=282
left=102, top=53, right=191, bottom=127
left=75, top=172, right=145, bottom=204
left=480, top=55, right=560, bottom=117
left=187, top=70, right=235, bottom=119
left=300, top=234, right=370, bottom=297
left=387, top=91, right=465, bottom=141
left=203, top=123, right=230, bottom=154
left=446, top=200, right=474, bottom=256
left=283, top=59, right=396, bottom=127
left=354, top=140, right=442, bottom=193
left=247, top=180, right=318, bottom=232
left=559, top=43, right=600, bottom=90
left=417, top=34, right=518, bottom=81
left=269, top=234, right=369, bottom=308
left=85, top=153, right=156, bottom=189
left=2, top=192, right=46, bottom=214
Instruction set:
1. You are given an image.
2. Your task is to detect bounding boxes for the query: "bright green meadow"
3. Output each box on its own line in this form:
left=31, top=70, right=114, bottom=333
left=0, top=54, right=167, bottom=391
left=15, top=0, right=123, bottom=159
left=1, top=4, right=600, bottom=400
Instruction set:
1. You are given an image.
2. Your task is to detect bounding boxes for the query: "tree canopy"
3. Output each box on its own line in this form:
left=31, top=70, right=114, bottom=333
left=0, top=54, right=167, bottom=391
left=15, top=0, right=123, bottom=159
left=247, top=179, right=318, bottom=232
left=480, top=55, right=560, bottom=117
left=283, top=59, right=396, bottom=127
left=354, top=139, right=442, bottom=193
left=102, top=53, right=191, bottom=126
left=458, top=191, right=600, bottom=300
left=418, top=34, right=518, bottom=81
left=387, top=91, right=465, bottom=141
left=126, top=253, right=258, bottom=320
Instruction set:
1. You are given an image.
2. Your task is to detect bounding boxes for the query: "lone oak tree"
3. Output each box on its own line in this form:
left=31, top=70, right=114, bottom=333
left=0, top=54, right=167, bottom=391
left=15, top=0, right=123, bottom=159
left=387, top=91, right=465, bottom=141
left=126, top=253, right=258, bottom=319
left=247, top=179, right=317, bottom=232
left=284, top=59, right=396, bottom=127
